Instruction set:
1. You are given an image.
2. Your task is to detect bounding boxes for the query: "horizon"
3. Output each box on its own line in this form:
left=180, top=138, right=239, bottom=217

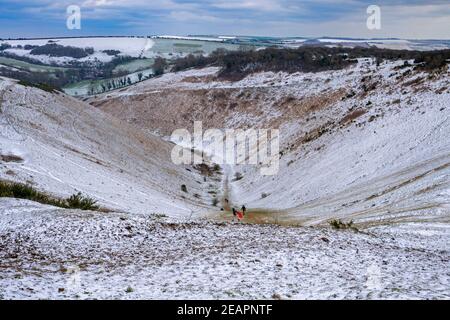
left=2, top=34, right=450, bottom=42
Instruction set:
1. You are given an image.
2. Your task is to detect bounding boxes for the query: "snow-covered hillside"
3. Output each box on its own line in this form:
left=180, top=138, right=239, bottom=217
left=89, top=59, right=450, bottom=226
left=1, top=37, right=155, bottom=64
left=1, top=198, right=448, bottom=300
left=1, top=57, right=449, bottom=300
left=0, top=77, right=219, bottom=216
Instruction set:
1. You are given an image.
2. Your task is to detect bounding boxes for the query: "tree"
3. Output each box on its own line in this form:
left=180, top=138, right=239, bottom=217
left=153, top=57, right=167, bottom=76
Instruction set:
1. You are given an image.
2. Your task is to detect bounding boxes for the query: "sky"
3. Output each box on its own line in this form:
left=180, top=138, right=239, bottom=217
left=0, top=0, right=449, bottom=39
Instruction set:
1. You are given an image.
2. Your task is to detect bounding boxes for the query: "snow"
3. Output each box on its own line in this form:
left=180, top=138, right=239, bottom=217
left=88, top=60, right=450, bottom=227
left=0, top=198, right=448, bottom=300
left=2, top=37, right=154, bottom=56
left=0, top=37, right=155, bottom=64
left=0, top=57, right=449, bottom=300
left=0, top=77, right=218, bottom=216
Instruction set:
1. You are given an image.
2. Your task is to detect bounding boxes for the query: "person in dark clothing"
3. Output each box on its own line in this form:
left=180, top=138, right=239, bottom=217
left=241, top=205, right=246, bottom=216
left=232, top=208, right=237, bottom=216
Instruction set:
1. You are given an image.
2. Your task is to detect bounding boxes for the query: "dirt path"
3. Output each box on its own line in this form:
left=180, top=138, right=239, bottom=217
left=216, top=165, right=296, bottom=225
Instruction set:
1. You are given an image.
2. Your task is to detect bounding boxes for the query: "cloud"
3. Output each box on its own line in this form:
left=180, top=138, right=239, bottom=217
left=0, top=0, right=449, bottom=39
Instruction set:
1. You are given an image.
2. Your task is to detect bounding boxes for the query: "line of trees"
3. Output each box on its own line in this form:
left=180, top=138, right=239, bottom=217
left=30, top=43, right=94, bottom=59
left=171, top=46, right=450, bottom=80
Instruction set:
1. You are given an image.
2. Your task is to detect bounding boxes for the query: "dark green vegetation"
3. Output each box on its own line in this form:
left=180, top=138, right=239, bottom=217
left=18, top=80, right=60, bottom=93
left=172, top=46, right=450, bottom=80
left=102, top=49, right=121, bottom=56
left=152, top=57, right=168, bottom=76
left=29, top=43, right=94, bottom=59
left=329, top=219, right=358, bottom=231
left=66, top=192, right=99, bottom=211
left=0, top=181, right=99, bottom=211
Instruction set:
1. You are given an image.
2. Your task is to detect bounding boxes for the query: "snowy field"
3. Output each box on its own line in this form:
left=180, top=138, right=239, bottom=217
left=1, top=37, right=155, bottom=64
left=0, top=37, right=240, bottom=65
left=0, top=198, right=449, bottom=300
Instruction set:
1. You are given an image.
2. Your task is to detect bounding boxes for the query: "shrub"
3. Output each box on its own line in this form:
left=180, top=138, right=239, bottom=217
left=24, top=44, right=38, bottom=50
left=329, top=219, right=357, bottom=230
left=102, top=49, right=121, bottom=56
left=212, top=197, right=219, bottom=207
left=0, top=181, right=100, bottom=211
left=0, top=43, right=11, bottom=51
left=0, top=181, right=65, bottom=207
left=181, top=184, right=188, bottom=193
left=125, top=286, right=134, bottom=293
left=153, top=57, right=167, bottom=76
left=66, top=192, right=99, bottom=210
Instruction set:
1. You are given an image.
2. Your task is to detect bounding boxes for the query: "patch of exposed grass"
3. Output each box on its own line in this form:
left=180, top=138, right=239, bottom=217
left=0, top=181, right=99, bottom=211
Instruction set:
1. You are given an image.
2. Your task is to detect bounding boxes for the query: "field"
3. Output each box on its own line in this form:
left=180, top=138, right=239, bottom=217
left=0, top=56, right=69, bottom=73
left=63, top=68, right=155, bottom=96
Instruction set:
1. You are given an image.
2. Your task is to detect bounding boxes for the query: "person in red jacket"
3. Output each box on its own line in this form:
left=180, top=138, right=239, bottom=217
left=232, top=208, right=244, bottom=222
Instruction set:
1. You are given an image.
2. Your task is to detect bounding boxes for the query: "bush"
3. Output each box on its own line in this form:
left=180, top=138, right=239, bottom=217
left=213, top=164, right=221, bottom=173
left=0, top=43, right=11, bottom=51
left=0, top=181, right=99, bottom=211
left=153, top=57, right=168, bottom=76
left=24, top=44, right=38, bottom=50
left=66, top=192, right=99, bottom=210
left=102, top=49, right=121, bottom=56
left=125, top=286, right=134, bottom=293
left=329, top=219, right=357, bottom=230
left=181, top=184, right=188, bottom=193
